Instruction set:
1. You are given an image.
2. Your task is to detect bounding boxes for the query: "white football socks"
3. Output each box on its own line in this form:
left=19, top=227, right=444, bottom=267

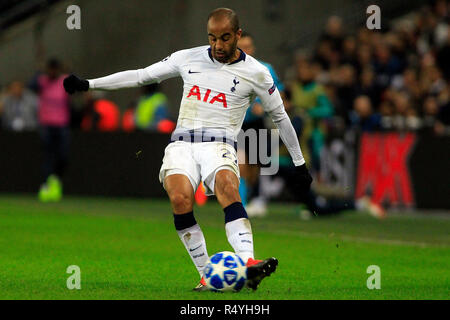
left=225, top=218, right=254, bottom=263
left=177, top=224, right=209, bottom=278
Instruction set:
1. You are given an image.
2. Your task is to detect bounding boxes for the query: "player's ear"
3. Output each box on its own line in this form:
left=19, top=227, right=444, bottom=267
left=235, top=28, right=242, bottom=40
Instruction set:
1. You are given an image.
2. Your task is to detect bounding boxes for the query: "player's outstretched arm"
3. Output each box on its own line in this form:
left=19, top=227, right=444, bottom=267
left=63, top=51, right=183, bottom=94
left=63, top=69, right=152, bottom=94
left=268, top=104, right=313, bottom=196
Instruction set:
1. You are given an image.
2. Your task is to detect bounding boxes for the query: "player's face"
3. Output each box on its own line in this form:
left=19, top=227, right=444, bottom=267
left=207, top=18, right=241, bottom=63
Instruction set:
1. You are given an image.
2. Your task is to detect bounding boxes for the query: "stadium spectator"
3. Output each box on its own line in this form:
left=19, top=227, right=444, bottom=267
left=340, top=35, right=358, bottom=67
left=422, top=95, right=440, bottom=130
left=314, top=38, right=338, bottom=71
left=289, top=55, right=334, bottom=174
left=333, top=64, right=358, bottom=122
left=372, top=41, right=404, bottom=92
left=350, top=95, right=381, bottom=132
left=355, top=43, right=373, bottom=75
left=319, top=16, right=344, bottom=53
left=392, top=91, right=422, bottom=130
left=355, top=67, right=379, bottom=107
left=0, top=81, right=38, bottom=131
left=29, top=58, right=71, bottom=202
left=391, top=68, right=422, bottom=104
left=80, top=91, right=120, bottom=131
left=423, top=64, right=446, bottom=96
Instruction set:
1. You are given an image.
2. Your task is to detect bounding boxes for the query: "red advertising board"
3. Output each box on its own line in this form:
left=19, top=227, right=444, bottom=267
left=355, top=133, right=416, bottom=207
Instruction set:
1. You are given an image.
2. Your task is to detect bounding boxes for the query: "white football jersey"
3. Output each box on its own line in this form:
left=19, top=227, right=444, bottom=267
left=140, top=45, right=283, bottom=140
left=88, top=45, right=305, bottom=166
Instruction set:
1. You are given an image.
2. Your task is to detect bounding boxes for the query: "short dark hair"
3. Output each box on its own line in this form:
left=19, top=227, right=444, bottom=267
left=207, top=8, right=240, bottom=32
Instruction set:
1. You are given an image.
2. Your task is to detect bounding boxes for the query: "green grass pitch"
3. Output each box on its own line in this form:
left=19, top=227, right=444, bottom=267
left=0, top=194, right=448, bottom=300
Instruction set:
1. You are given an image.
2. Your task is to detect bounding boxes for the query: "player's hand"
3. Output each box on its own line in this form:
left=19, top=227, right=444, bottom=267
left=63, top=74, right=89, bottom=94
left=293, top=164, right=313, bottom=198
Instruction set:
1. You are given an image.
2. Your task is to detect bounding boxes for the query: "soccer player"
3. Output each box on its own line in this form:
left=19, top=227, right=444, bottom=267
left=30, top=58, right=71, bottom=202
left=63, top=8, right=312, bottom=291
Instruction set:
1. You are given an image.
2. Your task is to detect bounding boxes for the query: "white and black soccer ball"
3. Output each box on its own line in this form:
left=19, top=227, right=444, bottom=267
left=203, top=251, right=247, bottom=292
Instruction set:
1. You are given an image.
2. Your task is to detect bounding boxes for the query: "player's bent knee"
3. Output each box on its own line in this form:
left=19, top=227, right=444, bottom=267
left=169, top=192, right=194, bottom=213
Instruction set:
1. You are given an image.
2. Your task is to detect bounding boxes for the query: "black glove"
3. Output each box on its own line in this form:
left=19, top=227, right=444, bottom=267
left=293, top=164, right=313, bottom=198
left=63, top=74, right=89, bottom=94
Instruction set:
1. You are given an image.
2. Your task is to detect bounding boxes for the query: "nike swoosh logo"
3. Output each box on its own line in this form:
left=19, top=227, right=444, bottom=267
left=189, top=245, right=202, bottom=252
left=239, top=232, right=251, bottom=236
left=188, top=70, right=201, bottom=74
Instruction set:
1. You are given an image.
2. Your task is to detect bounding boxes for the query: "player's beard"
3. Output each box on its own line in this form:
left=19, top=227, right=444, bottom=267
left=214, top=42, right=238, bottom=63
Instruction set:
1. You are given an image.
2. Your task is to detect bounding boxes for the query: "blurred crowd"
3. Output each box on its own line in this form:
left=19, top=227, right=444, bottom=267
left=283, top=0, right=450, bottom=138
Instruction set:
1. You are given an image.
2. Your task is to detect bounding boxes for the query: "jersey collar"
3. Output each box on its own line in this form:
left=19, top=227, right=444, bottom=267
left=207, top=47, right=246, bottom=65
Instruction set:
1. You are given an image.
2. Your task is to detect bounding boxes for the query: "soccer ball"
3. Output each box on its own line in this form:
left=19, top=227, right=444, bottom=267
left=203, top=251, right=247, bottom=292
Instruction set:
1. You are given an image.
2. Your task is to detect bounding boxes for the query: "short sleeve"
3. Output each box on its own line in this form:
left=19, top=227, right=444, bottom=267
left=252, top=66, right=284, bottom=113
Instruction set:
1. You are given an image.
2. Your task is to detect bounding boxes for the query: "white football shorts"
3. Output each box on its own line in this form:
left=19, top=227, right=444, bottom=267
left=159, top=141, right=240, bottom=195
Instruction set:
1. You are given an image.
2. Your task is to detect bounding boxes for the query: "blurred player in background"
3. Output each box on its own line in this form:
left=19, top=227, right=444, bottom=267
left=63, top=8, right=312, bottom=291
left=237, top=32, right=285, bottom=217
left=30, top=58, right=71, bottom=202
left=134, top=83, right=174, bottom=132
